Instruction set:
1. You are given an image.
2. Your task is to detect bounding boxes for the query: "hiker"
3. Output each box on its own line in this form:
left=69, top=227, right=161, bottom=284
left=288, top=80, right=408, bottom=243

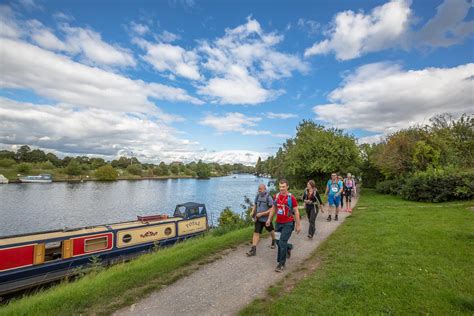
left=302, top=180, right=323, bottom=238
left=344, top=173, right=356, bottom=213
left=325, top=173, right=343, bottom=222
left=338, top=175, right=344, bottom=210
left=266, top=179, right=301, bottom=272
left=246, top=184, right=276, bottom=257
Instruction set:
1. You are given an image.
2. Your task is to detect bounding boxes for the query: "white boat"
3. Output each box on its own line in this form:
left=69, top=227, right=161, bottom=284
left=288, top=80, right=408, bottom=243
left=0, top=175, right=8, bottom=184
left=19, top=174, right=53, bottom=183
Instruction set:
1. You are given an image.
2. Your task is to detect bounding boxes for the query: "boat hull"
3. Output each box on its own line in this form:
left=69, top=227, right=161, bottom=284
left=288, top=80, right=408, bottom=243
left=19, top=179, right=52, bottom=183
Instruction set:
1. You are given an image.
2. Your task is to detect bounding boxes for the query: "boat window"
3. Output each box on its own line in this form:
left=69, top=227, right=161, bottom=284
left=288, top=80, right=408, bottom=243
left=85, top=236, right=108, bottom=252
left=44, top=241, right=62, bottom=261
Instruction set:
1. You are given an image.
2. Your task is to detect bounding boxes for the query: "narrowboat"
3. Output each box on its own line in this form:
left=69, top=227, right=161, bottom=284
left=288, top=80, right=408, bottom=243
left=0, top=202, right=208, bottom=296
left=19, top=174, right=53, bottom=183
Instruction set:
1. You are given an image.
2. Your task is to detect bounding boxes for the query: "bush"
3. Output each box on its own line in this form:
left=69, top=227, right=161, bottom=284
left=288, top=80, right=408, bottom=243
left=375, top=179, right=403, bottom=195
left=0, top=158, right=16, bottom=168
left=126, top=164, right=142, bottom=176
left=65, top=160, right=82, bottom=176
left=400, top=169, right=474, bottom=202
left=95, top=165, right=118, bottom=181
left=217, top=207, right=243, bottom=226
left=16, top=163, right=31, bottom=174
left=36, top=161, right=55, bottom=169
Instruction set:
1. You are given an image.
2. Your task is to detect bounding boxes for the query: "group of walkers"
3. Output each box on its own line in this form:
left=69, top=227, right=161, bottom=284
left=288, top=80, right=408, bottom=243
left=246, top=173, right=356, bottom=273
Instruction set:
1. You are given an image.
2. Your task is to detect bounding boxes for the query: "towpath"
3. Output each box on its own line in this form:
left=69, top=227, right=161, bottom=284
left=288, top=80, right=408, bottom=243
left=115, top=197, right=358, bottom=316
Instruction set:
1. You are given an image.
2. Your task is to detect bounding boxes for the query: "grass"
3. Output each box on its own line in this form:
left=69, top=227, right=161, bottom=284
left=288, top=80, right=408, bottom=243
left=0, top=226, right=253, bottom=316
left=240, top=189, right=474, bottom=315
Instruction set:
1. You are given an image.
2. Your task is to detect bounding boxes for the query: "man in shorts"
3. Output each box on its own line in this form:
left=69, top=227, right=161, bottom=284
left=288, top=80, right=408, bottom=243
left=246, top=184, right=276, bottom=256
left=325, top=173, right=343, bottom=222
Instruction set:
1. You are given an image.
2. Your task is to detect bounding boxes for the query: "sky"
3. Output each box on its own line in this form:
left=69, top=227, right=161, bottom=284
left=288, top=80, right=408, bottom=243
left=0, top=0, right=473, bottom=165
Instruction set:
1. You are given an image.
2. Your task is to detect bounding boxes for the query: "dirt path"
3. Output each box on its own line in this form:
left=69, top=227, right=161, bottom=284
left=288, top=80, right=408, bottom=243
left=115, top=197, right=358, bottom=316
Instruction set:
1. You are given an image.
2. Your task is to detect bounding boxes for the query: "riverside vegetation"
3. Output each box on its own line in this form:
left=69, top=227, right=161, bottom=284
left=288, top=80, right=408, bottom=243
left=0, top=145, right=254, bottom=181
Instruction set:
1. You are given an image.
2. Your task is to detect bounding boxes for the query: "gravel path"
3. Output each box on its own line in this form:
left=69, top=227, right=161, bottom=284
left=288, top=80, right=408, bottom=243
left=115, top=197, right=358, bottom=316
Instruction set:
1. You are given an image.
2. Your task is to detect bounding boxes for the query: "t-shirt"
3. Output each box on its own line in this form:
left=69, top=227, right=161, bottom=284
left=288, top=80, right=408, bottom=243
left=254, top=192, right=273, bottom=222
left=327, top=180, right=343, bottom=196
left=273, top=193, right=298, bottom=224
left=345, top=179, right=354, bottom=189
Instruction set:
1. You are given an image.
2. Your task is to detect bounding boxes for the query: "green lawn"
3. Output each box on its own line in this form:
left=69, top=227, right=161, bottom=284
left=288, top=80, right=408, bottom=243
left=0, top=227, right=253, bottom=316
left=240, top=189, right=474, bottom=315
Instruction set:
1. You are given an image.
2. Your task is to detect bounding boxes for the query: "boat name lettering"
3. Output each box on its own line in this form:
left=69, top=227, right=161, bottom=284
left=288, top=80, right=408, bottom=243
left=185, top=221, right=200, bottom=228
left=140, top=231, right=158, bottom=238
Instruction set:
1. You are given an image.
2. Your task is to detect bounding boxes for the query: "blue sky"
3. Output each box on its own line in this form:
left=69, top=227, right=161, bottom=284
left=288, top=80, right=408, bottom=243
left=0, top=0, right=472, bottom=164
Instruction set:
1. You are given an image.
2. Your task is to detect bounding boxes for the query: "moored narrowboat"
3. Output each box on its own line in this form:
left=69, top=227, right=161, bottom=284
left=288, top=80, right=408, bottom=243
left=0, top=202, right=208, bottom=296
left=19, top=174, right=53, bottom=183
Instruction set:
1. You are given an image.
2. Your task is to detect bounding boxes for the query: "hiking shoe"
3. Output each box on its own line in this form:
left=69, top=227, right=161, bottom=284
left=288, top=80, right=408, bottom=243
left=307, top=234, right=313, bottom=239
left=270, top=239, right=276, bottom=249
left=335, top=215, right=339, bottom=221
left=327, top=215, right=332, bottom=222
left=275, top=263, right=285, bottom=272
left=246, top=247, right=256, bottom=257
left=287, top=248, right=292, bottom=259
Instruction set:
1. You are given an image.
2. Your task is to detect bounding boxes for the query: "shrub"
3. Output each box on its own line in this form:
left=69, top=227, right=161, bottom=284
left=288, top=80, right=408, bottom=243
left=65, top=160, right=82, bottom=176
left=37, top=161, right=55, bottom=169
left=126, top=164, right=142, bottom=176
left=16, top=163, right=31, bottom=174
left=400, top=169, right=474, bottom=202
left=95, top=165, right=118, bottom=181
left=375, top=179, right=404, bottom=195
left=217, top=207, right=243, bottom=226
left=0, top=158, right=16, bottom=168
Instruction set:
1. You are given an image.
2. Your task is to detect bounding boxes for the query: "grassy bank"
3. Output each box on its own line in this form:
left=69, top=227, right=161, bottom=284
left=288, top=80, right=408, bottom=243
left=0, top=226, right=253, bottom=316
left=240, top=190, right=474, bottom=315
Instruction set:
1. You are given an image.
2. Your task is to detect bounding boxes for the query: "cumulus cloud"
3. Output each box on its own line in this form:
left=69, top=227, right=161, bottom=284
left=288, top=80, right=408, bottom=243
left=155, top=30, right=181, bottom=42
left=305, top=0, right=411, bottom=60
left=0, top=98, right=267, bottom=164
left=0, top=38, right=203, bottom=113
left=0, top=5, right=22, bottom=38
left=27, top=19, right=67, bottom=50
left=305, top=0, right=474, bottom=60
left=135, top=39, right=201, bottom=80
left=197, top=17, right=308, bottom=104
left=266, top=112, right=298, bottom=119
left=313, top=62, right=474, bottom=134
left=129, top=21, right=150, bottom=36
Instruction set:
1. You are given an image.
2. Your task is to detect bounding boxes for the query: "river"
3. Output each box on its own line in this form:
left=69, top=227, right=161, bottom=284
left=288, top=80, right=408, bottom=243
left=0, top=174, right=271, bottom=237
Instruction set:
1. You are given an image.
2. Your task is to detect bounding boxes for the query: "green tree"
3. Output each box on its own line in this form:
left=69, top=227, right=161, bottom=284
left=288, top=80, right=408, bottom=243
left=196, top=160, right=211, bottom=179
left=154, top=162, right=170, bottom=176
left=65, top=160, right=82, bottom=176
left=27, top=149, right=47, bottom=162
left=15, top=145, right=31, bottom=162
left=16, top=163, right=31, bottom=174
left=90, top=158, right=106, bottom=169
left=0, top=150, right=15, bottom=160
left=170, top=163, right=180, bottom=175
left=95, top=165, right=118, bottom=181
left=255, top=157, right=263, bottom=175
left=0, top=158, right=16, bottom=168
left=46, top=153, right=62, bottom=167
left=126, top=164, right=142, bottom=176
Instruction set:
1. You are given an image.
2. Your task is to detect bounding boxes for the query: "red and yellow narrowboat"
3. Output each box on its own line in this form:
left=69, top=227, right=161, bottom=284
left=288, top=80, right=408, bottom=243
left=0, top=202, right=208, bottom=296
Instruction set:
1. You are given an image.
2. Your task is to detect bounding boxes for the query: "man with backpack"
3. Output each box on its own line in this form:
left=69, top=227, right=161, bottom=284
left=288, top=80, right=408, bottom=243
left=325, top=173, right=343, bottom=222
left=266, top=179, right=301, bottom=272
left=246, top=184, right=276, bottom=257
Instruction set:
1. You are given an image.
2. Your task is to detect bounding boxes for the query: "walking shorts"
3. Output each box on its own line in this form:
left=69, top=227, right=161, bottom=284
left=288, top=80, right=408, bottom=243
left=328, top=194, right=341, bottom=207
left=254, top=221, right=275, bottom=234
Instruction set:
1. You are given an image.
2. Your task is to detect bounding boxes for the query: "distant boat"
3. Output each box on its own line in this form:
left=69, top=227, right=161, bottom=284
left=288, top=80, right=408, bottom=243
left=0, top=175, right=8, bottom=184
left=20, top=174, right=53, bottom=183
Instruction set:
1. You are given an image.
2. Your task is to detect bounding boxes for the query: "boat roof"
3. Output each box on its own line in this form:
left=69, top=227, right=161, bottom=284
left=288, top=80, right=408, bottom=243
left=175, top=202, right=206, bottom=208
left=0, top=217, right=181, bottom=247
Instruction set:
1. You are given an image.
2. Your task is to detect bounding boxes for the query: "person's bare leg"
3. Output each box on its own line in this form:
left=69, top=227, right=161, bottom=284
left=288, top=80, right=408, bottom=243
left=252, top=232, right=260, bottom=246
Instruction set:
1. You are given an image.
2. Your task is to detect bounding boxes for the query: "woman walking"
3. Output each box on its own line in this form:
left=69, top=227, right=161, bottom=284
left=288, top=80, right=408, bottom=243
left=302, top=180, right=323, bottom=238
left=344, top=173, right=356, bottom=212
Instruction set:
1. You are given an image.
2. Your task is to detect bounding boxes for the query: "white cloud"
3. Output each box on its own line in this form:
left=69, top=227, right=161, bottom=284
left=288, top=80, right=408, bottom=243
left=305, top=0, right=411, bottom=60
left=357, top=134, right=384, bottom=144
left=297, top=18, right=320, bottom=35
left=313, top=62, right=474, bottom=133
left=27, top=19, right=67, bottom=51
left=200, top=112, right=268, bottom=135
left=155, top=30, right=181, bottom=42
left=416, top=0, right=474, bottom=47
left=130, top=22, right=150, bottom=36
left=198, top=65, right=281, bottom=104
left=0, top=98, right=196, bottom=160
left=61, top=25, right=136, bottom=67
left=198, top=17, right=308, bottom=104
left=136, top=40, right=201, bottom=80
left=0, top=98, right=267, bottom=165
left=0, top=38, right=203, bottom=113
left=0, top=5, right=22, bottom=38
left=266, top=112, right=298, bottom=119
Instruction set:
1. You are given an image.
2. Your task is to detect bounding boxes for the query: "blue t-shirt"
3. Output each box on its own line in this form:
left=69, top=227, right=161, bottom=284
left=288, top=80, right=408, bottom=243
left=327, top=180, right=343, bottom=196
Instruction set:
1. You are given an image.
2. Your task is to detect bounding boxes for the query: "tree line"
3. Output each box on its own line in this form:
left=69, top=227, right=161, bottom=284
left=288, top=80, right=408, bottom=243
left=254, top=113, right=473, bottom=202
left=0, top=145, right=255, bottom=181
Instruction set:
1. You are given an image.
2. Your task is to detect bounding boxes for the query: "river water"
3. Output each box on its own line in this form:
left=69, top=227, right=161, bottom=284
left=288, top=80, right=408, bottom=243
left=0, top=174, right=271, bottom=237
